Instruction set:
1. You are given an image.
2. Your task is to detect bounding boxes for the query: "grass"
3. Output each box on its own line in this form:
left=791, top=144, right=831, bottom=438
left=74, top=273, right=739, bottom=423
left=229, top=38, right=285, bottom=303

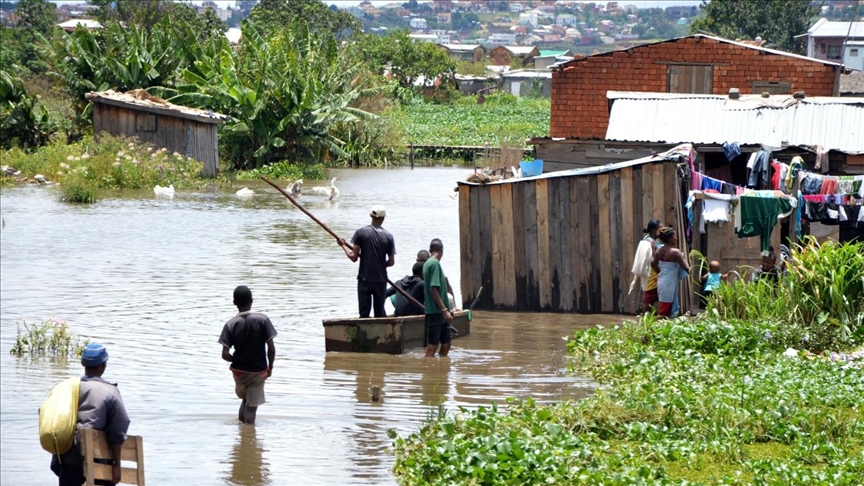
left=391, top=242, right=864, bottom=485
left=234, top=160, right=329, bottom=181
left=10, top=317, right=89, bottom=359
left=391, top=94, right=550, bottom=147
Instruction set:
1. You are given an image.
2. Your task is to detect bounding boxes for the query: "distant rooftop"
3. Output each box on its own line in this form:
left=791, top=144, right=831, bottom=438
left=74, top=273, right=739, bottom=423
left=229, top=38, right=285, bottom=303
left=802, top=19, right=864, bottom=38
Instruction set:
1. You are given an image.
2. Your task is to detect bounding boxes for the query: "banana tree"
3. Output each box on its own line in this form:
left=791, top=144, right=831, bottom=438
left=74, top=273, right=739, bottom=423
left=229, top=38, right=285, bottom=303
left=158, top=20, right=378, bottom=169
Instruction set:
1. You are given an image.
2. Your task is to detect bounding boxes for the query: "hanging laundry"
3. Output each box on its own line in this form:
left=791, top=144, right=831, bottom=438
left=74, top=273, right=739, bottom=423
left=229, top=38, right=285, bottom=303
left=722, top=142, right=741, bottom=162
left=785, top=157, right=803, bottom=193
left=801, top=176, right=823, bottom=195
left=770, top=161, right=782, bottom=191
left=820, top=178, right=839, bottom=195
left=700, top=176, right=723, bottom=192
left=814, top=146, right=829, bottom=174
left=734, top=196, right=796, bottom=254
left=703, top=199, right=731, bottom=223
left=691, top=171, right=703, bottom=192
left=721, top=183, right=738, bottom=196
left=747, top=150, right=771, bottom=188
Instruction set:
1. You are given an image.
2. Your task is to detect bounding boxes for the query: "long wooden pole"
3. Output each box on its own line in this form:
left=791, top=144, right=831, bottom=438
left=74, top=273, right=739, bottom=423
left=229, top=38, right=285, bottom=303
left=261, top=177, right=426, bottom=312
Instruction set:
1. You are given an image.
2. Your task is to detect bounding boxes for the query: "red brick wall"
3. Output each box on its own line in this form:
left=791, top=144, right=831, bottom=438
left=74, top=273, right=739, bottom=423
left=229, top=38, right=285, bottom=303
left=551, top=37, right=840, bottom=139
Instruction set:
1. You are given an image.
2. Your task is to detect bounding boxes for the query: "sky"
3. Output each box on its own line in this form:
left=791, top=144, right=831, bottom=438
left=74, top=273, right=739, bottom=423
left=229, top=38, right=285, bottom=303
left=50, top=1, right=705, bottom=8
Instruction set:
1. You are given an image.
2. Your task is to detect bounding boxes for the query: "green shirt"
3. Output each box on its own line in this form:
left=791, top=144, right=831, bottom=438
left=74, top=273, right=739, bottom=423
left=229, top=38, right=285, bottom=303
left=422, top=257, right=449, bottom=315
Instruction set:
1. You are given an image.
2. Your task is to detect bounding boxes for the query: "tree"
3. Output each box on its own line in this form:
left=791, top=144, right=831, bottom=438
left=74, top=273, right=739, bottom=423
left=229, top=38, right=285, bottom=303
left=690, top=0, right=819, bottom=53
left=248, top=0, right=361, bottom=37
left=15, top=0, right=55, bottom=35
left=349, top=30, right=456, bottom=90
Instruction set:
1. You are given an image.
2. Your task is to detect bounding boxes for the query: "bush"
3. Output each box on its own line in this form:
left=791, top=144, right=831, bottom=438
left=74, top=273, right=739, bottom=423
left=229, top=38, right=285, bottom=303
left=234, top=160, right=328, bottom=181
left=2, top=134, right=208, bottom=195
left=706, top=239, right=864, bottom=352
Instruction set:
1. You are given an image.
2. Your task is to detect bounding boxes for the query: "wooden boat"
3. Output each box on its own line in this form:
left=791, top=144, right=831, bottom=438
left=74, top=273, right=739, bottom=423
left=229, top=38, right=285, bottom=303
left=323, top=310, right=472, bottom=354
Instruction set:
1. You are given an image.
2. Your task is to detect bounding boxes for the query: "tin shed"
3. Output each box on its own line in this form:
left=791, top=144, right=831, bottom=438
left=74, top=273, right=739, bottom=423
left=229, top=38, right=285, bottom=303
left=85, top=90, right=228, bottom=177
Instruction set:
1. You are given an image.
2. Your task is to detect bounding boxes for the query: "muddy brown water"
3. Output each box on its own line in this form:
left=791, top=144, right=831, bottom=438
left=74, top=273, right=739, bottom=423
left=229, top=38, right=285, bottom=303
left=0, top=167, right=627, bottom=485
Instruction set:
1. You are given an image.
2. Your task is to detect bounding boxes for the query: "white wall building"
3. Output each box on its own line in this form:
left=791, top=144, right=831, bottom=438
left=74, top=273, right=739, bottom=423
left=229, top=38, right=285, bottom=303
left=488, top=33, right=517, bottom=46
left=510, top=3, right=525, bottom=13
left=409, top=18, right=428, bottom=29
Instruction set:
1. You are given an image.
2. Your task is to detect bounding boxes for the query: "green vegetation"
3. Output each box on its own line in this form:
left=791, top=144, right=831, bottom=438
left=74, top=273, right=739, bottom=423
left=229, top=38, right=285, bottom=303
left=391, top=241, right=864, bottom=485
left=691, top=0, right=818, bottom=53
left=394, top=94, right=550, bottom=147
left=2, top=134, right=207, bottom=203
left=234, top=161, right=328, bottom=182
left=10, top=317, right=89, bottom=359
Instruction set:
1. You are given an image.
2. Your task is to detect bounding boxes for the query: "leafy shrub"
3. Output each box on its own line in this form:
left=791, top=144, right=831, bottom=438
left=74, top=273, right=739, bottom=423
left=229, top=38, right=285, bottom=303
left=234, top=161, right=328, bottom=181
left=0, top=71, right=58, bottom=149
left=10, top=318, right=89, bottom=358
left=706, top=239, right=864, bottom=352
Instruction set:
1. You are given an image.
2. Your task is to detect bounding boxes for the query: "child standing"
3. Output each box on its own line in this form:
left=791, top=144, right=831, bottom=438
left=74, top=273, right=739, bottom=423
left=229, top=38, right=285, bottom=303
left=700, top=260, right=726, bottom=305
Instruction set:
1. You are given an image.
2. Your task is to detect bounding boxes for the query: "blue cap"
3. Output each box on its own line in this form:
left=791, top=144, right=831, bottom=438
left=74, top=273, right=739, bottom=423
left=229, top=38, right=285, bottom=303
left=81, top=343, right=109, bottom=367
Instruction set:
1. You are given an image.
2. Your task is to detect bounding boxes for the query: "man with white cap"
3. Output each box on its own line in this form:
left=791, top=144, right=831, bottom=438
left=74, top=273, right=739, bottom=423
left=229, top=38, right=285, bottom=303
left=49, top=342, right=130, bottom=486
left=338, top=205, right=396, bottom=318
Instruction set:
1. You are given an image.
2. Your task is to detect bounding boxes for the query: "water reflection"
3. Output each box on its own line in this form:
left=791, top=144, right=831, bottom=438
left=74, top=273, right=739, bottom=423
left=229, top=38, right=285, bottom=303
left=227, top=425, right=270, bottom=486
left=1, top=169, right=629, bottom=485
left=419, top=358, right=451, bottom=406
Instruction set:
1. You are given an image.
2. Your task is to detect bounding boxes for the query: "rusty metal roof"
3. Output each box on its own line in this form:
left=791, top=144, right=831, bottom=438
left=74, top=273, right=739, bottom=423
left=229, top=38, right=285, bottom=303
left=85, top=90, right=228, bottom=124
left=604, top=91, right=864, bottom=154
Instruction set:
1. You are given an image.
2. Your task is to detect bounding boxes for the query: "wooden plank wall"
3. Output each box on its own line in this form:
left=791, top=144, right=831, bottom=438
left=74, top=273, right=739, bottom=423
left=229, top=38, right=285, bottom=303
left=92, top=103, right=219, bottom=177
left=458, top=160, right=684, bottom=313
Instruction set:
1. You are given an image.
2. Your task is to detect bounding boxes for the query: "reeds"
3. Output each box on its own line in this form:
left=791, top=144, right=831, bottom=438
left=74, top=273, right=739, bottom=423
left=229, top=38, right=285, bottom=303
left=9, top=318, right=88, bottom=359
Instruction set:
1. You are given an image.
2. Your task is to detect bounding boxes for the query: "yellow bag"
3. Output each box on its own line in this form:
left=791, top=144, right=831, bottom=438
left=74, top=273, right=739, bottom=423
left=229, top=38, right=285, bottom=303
left=39, top=377, right=80, bottom=455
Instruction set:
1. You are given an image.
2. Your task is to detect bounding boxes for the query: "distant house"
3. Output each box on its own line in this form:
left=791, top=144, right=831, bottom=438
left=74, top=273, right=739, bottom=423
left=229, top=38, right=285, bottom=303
left=409, top=18, right=427, bottom=29
left=556, top=13, right=578, bottom=27
left=488, top=45, right=540, bottom=66
left=85, top=90, right=227, bottom=177
left=438, top=44, right=485, bottom=62
left=437, top=12, right=451, bottom=24
left=57, top=19, right=101, bottom=32
left=799, top=19, right=864, bottom=69
left=488, top=33, right=517, bottom=46
left=534, top=51, right=573, bottom=70
left=409, top=33, right=440, bottom=43
left=510, top=2, right=525, bottom=13
left=548, top=34, right=847, bottom=140
left=502, top=69, right=552, bottom=97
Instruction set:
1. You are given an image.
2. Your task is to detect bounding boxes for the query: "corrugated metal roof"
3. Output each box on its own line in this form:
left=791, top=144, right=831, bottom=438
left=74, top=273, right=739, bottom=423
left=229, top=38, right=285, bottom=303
left=440, top=43, right=481, bottom=52
left=502, top=69, right=552, bottom=79
left=605, top=91, right=864, bottom=154
left=805, top=19, right=864, bottom=38
left=554, top=34, right=846, bottom=71
left=458, top=144, right=694, bottom=186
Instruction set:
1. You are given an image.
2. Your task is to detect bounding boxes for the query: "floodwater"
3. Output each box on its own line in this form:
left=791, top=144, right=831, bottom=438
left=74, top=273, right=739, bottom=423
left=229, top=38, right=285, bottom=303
left=0, top=167, right=626, bottom=485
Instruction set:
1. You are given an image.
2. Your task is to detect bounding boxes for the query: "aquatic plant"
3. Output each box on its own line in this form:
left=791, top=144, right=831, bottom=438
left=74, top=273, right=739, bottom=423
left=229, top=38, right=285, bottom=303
left=392, top=241, right=864, bottom=485
left=10, top=318, right=89, bottom=359
left=234, top=160, right=328, bottom=182
left=59, top=176, right=97, bottom=203
left=393, top=96, right=550, bottom=148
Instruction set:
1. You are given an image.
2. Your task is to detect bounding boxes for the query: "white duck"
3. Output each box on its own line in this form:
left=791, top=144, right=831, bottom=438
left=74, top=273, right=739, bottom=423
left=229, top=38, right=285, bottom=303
left=287, top=179, right=303, bottom=197
left=236, top=187, right=254, bottom=197
left=33, top=174, right=51, bottom=185
left=153, top=184, right=175, bottom=196
left=312, top=177, right=339, bottom=201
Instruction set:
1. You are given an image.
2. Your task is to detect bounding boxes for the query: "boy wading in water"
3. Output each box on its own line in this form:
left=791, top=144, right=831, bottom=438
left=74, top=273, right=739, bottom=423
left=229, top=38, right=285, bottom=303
left=423, top=238, right=455, bottom=358
left=219, top=286, right=277, bottom=425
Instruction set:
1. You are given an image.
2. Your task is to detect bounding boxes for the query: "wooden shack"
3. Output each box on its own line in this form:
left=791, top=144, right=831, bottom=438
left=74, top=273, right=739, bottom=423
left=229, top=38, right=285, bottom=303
left=458, top=146, right=694, bottom=314
left=86, top=90, right=228, bottom=177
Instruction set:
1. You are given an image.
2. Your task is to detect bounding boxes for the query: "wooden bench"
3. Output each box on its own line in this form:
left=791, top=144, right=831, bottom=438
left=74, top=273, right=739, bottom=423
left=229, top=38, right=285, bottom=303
left=79, top=428, right=145, bottom=486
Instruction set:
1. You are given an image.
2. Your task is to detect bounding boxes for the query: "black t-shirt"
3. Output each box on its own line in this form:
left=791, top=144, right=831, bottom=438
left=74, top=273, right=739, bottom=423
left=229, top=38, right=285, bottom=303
left=218, top=312, right=277, bottom=372
left=387, top=275, right=425, bottom=317
left=351, top=224, right=396, bottom=283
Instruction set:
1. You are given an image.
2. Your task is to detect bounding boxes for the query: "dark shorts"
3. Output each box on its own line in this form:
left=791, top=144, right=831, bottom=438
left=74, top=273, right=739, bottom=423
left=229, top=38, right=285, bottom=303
left=643, top=289, right=658, bottom=305
left=426, top=313, right=452, bottom=346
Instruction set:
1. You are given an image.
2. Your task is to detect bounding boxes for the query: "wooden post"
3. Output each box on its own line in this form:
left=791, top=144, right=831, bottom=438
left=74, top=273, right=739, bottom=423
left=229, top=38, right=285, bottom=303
left=410, top=143, right=414, bottom=170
